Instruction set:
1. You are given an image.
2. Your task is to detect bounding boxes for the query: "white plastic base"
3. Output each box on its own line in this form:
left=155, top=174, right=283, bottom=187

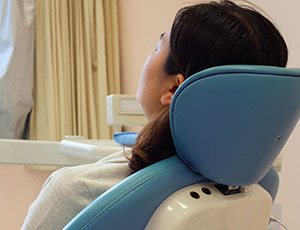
left=146, top=182, right=272, bottom=230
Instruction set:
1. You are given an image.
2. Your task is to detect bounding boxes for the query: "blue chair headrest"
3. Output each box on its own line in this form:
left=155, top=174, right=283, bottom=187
left=170, top=65, right=300, bottom=186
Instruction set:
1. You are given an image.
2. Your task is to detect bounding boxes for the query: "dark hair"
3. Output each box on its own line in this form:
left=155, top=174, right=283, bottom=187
left=129, top=0, right=288, bottom=172
left=166, top=0, right=288, bottom=76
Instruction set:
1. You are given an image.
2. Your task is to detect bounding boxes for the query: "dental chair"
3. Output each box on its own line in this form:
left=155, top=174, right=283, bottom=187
left=64, top=65, right=300, bottom=230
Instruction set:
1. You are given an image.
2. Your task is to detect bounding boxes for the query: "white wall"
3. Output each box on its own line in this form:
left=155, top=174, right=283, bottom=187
left=118, top=0, right=300, bottom=229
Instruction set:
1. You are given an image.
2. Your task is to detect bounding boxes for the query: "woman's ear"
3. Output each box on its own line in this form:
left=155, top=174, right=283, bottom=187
left=160, top=74, right=185, bottom=105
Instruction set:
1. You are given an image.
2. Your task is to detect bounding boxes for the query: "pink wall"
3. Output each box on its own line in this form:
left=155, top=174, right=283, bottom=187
left=0, top=165, right=51, bottom=229
left=118, top=0, right=187, bottom=94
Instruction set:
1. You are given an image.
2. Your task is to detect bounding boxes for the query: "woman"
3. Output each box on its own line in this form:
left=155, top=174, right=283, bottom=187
left=22, top=1, right=288, bottom=229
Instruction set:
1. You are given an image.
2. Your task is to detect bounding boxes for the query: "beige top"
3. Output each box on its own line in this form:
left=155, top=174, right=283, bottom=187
left=21, top=150, right=132, bottom=230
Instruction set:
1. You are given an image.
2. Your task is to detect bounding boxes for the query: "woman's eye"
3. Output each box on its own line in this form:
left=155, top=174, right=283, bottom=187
left=155, top=44, right=160, bottom=51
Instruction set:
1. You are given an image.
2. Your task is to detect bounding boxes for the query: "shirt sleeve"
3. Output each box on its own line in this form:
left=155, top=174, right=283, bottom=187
left=21, top=167, right=95, bottom=230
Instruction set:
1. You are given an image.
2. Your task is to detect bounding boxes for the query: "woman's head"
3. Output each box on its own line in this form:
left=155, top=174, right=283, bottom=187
left=131, top=0, right=288, bottom=172
left=138, top=1, right=288, bottom=120
left=136, top=32, right=182, bottom=120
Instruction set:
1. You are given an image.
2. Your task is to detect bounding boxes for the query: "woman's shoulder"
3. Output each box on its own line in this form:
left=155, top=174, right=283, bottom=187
left=55, top=149, right=132, bottom=198
left=95, top=148, right=131, bottom=164
left=35, top=149, right=131, bottom=203
left=57, top=149, right=131, bottom=176
left=22, top=150, right=132, bottom=229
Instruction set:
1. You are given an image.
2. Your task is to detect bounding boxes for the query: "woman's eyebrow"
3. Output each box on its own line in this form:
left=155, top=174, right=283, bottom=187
left=159, top=32, right=165, bottom=40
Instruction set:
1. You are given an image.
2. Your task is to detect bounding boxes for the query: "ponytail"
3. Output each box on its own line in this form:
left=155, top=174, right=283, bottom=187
left=129, top=106, right=176, bottom=172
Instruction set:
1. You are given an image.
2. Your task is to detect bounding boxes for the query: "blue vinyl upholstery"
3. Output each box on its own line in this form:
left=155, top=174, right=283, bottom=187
left=171, top=65, right=300, bottom=185
left=113, top=132, right=139, bottom=147
left=65, top=156, right=207, bottom=230
left=64, top=65, right=300, bottom=230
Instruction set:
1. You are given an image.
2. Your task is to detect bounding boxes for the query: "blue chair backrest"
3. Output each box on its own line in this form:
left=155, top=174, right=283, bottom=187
left=64, top=65, right=300, bottom=230
left=171, top=65, right=300, bottom=185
